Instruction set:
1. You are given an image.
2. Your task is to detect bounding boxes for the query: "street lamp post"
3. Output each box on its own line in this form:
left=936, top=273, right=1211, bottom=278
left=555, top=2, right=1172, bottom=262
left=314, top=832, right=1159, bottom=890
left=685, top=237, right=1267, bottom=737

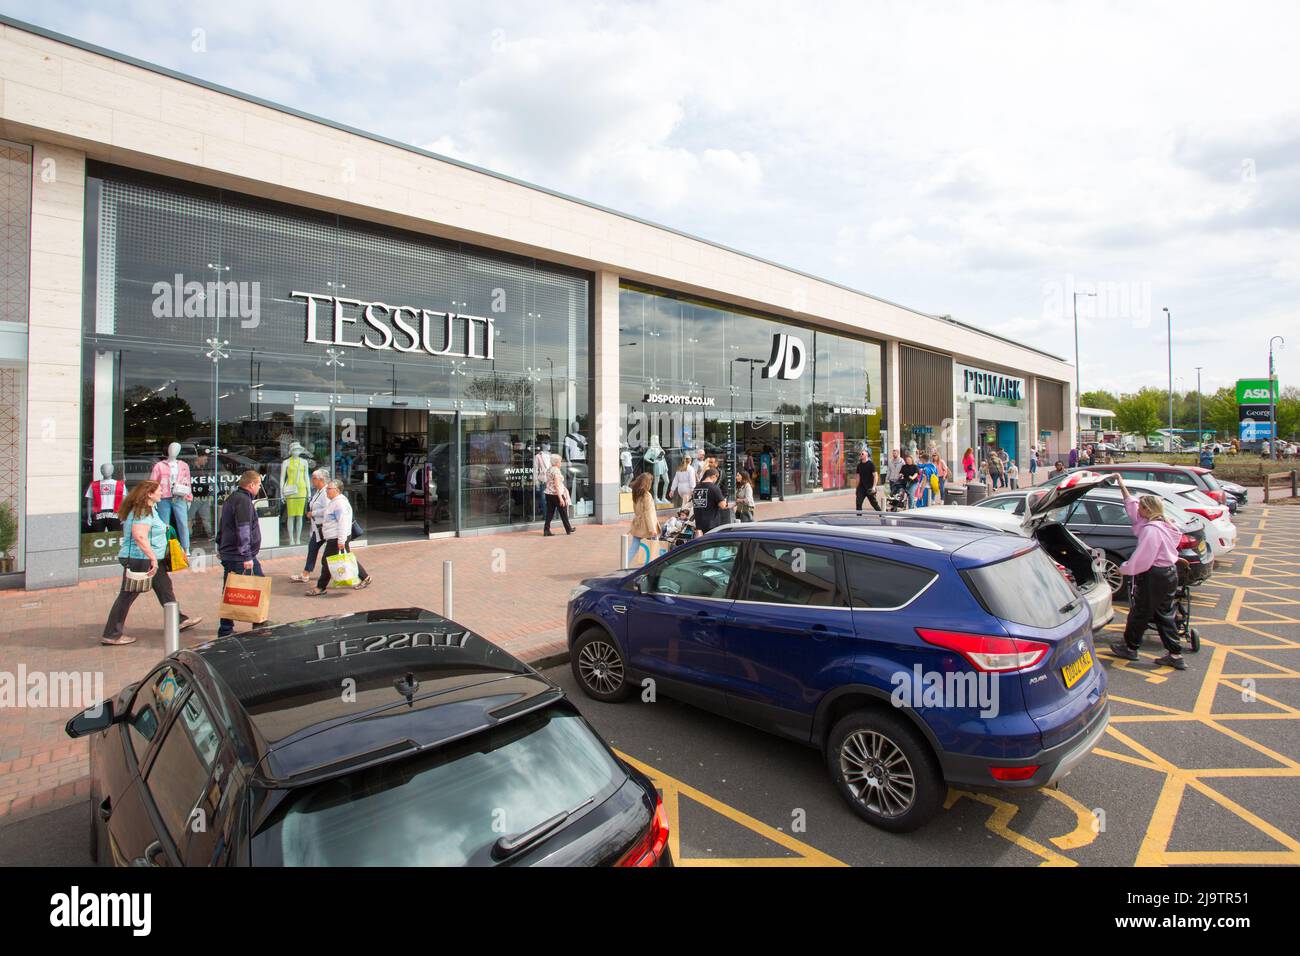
left=1072, top=291, right=1095, bottom=455
left=1163, top=307, right=1173, bottom=451
left=1195, top=366, right=1203, bottom=449
left=1269, top=336, right=1285, bottom=461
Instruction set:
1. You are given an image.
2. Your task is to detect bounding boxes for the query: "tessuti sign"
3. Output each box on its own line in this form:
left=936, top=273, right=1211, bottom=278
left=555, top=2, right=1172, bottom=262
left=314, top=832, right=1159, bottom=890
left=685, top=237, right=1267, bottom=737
left=294, top=291, right=496, bottom=359
left=1235, top=378, right=1278, bottom=403
left=957, top=365, right=1025, bottom=402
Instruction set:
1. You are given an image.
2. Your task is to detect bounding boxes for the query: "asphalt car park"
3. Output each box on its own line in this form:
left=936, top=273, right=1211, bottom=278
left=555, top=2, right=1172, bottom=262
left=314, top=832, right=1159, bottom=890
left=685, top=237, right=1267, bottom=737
left=2, top=501, right=1296, bottom=867
left=553, top=501, right=1300, bottom=866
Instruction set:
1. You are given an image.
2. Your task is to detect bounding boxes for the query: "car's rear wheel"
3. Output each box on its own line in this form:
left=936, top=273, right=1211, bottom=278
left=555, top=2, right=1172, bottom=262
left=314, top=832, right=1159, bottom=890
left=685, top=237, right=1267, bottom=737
left=571, top=628, right=632, bottom=702
left=827, top=710, right=944, bottom=832
left=1103, top=553, right=1129, bottom=600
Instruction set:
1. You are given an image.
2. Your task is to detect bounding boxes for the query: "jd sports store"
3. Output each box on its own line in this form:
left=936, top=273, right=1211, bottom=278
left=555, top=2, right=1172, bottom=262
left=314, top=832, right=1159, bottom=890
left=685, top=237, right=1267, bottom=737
left=77, top=164, right=592, bottom=569
left=617, top=283, right=885, bottom=506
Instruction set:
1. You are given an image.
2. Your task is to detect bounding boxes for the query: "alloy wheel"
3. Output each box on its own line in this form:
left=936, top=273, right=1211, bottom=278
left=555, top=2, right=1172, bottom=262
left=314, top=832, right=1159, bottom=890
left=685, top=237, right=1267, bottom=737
left=577, top=640, right=625, bottom=695
left=839, top=730, right=916, bottom=818
left=1103, top=558, right=1124, bottom=595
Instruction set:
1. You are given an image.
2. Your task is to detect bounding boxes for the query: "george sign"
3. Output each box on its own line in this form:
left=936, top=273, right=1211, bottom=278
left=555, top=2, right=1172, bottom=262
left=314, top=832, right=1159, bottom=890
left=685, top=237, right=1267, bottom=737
left=1235, top=378, right=1278, bottom=404
left=294, top=291, right=496, bottom=360
left=762, top=333, right=807, bottom=380
left=957, top=364, right=1025, bottom=403
left=1238, top=404, right=1273, bottom=423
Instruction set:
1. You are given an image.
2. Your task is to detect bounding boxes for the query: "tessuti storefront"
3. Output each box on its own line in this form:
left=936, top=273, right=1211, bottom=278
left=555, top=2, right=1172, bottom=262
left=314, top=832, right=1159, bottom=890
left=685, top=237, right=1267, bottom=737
left=617, top=284, right=885, bottom=507
left=77, top=163, right=592, bottom=568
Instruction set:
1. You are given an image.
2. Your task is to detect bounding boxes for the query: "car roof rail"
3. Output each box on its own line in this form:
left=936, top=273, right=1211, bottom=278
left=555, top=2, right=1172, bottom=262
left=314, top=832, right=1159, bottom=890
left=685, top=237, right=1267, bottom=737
left=728, top=520, right=948, bottom=551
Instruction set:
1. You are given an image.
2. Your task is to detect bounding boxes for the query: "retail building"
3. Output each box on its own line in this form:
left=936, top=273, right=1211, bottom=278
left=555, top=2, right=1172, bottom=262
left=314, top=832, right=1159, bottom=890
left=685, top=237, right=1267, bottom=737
left=0, top=17, right=1076, bottom=588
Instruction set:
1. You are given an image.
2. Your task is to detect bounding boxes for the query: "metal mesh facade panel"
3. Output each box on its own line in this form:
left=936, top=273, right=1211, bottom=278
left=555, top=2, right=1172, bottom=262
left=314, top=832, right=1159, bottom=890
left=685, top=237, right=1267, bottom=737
left=900, top=345, right=953, bottom=425
left=1037, top=378, right=1065, bottom=430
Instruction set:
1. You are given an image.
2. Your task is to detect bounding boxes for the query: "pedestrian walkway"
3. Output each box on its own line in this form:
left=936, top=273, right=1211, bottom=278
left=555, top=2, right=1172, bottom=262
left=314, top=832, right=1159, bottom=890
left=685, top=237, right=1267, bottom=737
left=0, top=490, right=857, bottom=819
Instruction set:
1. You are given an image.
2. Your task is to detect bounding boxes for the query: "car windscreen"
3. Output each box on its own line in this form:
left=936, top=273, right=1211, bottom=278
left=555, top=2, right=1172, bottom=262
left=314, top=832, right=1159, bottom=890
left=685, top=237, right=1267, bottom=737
left=964, top=547, right=1080, bottom=629
left=259, top=707, right=626, bottom=866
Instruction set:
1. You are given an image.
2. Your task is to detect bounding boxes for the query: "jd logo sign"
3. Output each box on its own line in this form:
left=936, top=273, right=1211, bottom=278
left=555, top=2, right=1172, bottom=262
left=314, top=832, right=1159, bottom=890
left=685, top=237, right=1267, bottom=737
left=762, top=333, right=807, bottom=380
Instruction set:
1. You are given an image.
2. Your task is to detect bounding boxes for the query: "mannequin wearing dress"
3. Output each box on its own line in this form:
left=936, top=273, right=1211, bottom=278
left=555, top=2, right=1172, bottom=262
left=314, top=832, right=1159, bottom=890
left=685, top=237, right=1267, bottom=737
left=280, top=443, right=310, bottom=545
left=150, top=442, right=192, bottom=553
left=564, top=423, right=587, bottom=501
left=804, top=438, right=820, bottom=485
left=644, top=435, right=669, bottom=501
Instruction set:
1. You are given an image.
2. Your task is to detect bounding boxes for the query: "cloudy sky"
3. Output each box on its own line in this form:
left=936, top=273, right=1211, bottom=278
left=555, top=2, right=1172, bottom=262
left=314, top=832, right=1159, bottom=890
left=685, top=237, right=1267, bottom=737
left=7, top=0, right=1298, bottom=395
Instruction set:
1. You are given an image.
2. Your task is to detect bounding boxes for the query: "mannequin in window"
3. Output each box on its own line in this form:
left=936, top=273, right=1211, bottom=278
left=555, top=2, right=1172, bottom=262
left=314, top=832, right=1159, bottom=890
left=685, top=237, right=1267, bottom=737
left=85, top=463, right=124, bottom=532
left=280, top=442, right=310, bottom=545
left=644, top=435, right=669, bottom=502
left=620, top=444, right=633, bottom=492
left=564, top=424, right=587, bottom=504
left=150, top=442, right=192, bottom=553
left=804, top=437, right=820, bottom=485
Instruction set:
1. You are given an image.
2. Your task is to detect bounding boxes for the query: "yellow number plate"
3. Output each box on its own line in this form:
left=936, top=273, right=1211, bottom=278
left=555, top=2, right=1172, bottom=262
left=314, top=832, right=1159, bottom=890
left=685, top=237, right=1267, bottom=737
left=1061, top=649, right=1094, bottom=688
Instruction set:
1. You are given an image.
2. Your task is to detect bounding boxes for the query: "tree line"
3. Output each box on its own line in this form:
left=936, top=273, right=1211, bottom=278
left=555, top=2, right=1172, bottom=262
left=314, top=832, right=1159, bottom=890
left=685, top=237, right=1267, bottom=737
left=1079, top=387, right=1299, bottom=441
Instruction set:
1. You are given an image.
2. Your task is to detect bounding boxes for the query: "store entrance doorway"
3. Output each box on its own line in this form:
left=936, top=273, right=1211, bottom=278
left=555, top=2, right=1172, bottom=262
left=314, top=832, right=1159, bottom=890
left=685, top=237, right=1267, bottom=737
left=361, top=407, right=458, bottom=542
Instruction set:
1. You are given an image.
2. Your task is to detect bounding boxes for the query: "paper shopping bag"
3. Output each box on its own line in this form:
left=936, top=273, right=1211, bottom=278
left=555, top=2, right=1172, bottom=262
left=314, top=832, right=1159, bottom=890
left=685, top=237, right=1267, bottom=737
left=326, top=551, right=359, bottom=587
left=219, top=573, right=271, bottom=623
left=630, top=538, right=669, bottom=567
left=166, top=537, right=189, bottom=572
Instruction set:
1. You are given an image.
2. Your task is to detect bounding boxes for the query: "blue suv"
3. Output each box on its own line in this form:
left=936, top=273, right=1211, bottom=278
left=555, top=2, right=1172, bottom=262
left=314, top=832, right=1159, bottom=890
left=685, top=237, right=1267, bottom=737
left=567, top=520, right=1109, bottom=831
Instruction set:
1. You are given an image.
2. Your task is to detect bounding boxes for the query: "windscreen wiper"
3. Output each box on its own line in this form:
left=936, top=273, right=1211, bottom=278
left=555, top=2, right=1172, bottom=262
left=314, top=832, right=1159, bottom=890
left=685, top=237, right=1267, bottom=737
left=491, top=796, right=595, bottom=861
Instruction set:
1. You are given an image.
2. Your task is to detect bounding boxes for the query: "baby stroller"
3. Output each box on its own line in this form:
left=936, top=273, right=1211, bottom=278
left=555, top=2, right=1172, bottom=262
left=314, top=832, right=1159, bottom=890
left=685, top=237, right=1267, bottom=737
left=885, top=487, right=910, bottom=512
left=663, top=515, right=697, bottom=549
left=1134, top=557, right=1201, bottom=653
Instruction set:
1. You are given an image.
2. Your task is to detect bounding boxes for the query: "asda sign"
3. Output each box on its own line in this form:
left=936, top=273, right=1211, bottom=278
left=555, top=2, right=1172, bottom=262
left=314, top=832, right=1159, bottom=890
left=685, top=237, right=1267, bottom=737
left=1236, top=378, right=1278, bottom=403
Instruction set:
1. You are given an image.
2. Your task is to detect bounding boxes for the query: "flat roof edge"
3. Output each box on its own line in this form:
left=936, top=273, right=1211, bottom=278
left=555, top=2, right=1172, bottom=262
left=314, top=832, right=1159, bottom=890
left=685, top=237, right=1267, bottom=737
left=0, top=14, right=1068, bottom=368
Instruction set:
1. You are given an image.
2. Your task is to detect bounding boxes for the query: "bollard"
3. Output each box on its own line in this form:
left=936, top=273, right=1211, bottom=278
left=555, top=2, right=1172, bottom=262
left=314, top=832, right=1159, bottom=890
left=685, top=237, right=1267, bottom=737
left=621, top=535, right=630, bottom=570
left=163, top=601, right=180, bottom=655
left=443, top=559, right=453, bottom=620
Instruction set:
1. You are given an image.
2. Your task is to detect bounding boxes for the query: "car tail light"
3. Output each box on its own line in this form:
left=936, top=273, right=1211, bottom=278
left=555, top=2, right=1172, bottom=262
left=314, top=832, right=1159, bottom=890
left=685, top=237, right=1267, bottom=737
left=618, top=795, right=669, bottom=867
left=1208, top=489, right=1226, bottom=504
left=1177, top=534, right=1195, bottom=549
left=916, top=628, right=1049, bottom=673
left=990, top=765, right=1040, bottom=782
left=1185, top=506, right=1223, bottom=522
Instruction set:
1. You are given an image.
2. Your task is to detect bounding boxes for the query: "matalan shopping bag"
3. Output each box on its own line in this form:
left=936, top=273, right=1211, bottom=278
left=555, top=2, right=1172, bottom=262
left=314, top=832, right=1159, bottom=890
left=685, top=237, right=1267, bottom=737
left=219, top=573, right=271, bottom=623
left=326, top=551, right=359, bottom=587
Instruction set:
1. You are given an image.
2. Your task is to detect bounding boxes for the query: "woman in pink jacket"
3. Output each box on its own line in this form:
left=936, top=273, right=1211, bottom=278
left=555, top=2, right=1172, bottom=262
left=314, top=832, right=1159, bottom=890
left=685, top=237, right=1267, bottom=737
left=1108, top=475, right=1188, bottom=670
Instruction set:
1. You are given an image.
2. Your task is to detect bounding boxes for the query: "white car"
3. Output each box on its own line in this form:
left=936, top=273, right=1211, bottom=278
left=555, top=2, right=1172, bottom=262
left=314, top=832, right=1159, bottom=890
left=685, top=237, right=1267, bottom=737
left=1088, top=479, right=1236, bottom=562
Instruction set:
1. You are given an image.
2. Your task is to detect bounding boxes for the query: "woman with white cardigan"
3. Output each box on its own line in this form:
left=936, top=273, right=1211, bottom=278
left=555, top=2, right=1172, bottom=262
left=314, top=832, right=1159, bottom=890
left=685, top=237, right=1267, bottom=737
left=669, top=458, right=697, bottom=509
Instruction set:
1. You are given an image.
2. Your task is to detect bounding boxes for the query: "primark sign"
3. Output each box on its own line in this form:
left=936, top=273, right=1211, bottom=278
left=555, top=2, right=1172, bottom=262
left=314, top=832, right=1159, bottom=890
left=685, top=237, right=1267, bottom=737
left=294, top=291, right=496, bottom=359
left=958, top=365, right=1025, bottom=402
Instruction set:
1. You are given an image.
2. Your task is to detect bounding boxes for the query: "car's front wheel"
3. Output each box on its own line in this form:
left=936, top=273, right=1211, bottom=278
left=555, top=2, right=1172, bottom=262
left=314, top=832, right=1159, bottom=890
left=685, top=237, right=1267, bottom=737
left=571, top=628, right=632, bottom=702
left=827, top=710, right=944, bottom=833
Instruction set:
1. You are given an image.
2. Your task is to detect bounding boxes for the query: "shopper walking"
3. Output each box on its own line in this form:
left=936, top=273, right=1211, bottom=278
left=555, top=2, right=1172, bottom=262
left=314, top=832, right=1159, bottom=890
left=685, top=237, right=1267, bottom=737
left=543, top=453, right=574, bottom=535
left=854, top=449, right=881, bottom=512
left=962, top=447, right=975, bottom=482
left=1108, top=475, right=1188, bottom=670
left=934, top=452, right=948, bottom=500
left=100, top=480, right=202, bottom=646
left=1029, top=449, right=1039, bottom=485
left=307, top=480, right=372, bottom=595
left=1007, top=459, right=1020, bottom=489
left=887, top=448, right=905, bottom=496
left=735, top=472, right=757, bottom=521
left=290, top=469, right=330, bottom=583
left=690, top=468, right=730, bottom=532
left=217, top=470, right=268, bottom=638
left=987, top=449, right=1004, bottom=489
left=917, top=454, right=937, bottom=507
left=627, top=472, right=660, bottom=565
left=1068, top=446, right=1079, bottom=468
left=898, top=454, right=920, bottom=510
left=670, top=458, right=697, bottom=509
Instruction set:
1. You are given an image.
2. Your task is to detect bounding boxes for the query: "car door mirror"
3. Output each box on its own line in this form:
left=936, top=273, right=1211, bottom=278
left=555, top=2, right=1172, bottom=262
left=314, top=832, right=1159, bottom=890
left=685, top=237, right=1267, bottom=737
left=65, top=700, right=116, bottom=738
left=632, top=575, right=648, bottom=594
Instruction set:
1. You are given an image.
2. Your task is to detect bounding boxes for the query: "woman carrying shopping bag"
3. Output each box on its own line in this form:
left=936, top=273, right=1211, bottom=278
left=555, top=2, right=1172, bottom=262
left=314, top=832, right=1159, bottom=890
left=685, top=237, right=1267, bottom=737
left=100, top=480, right=202, bottom=646
left=306, top=480, right=372, bottom=595
left=290, top=469, right=330, bottom=583
left=627, top=473, right=660, bottom=565
left=735, top=472, right=756, bottom=522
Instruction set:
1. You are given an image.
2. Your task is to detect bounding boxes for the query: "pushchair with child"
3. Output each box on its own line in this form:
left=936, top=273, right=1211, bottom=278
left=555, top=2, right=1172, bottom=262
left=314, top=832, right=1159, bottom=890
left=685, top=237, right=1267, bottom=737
left=1131, top=556, right=1201, bottom=653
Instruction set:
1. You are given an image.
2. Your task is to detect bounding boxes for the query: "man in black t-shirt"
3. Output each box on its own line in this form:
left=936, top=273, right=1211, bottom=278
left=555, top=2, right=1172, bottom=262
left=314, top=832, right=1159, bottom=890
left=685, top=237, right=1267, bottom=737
left=898, top=454, right=921, bottom=510
left=690, top=468, right=730, bottom=532
left=854, top=449, right=880, bottom=512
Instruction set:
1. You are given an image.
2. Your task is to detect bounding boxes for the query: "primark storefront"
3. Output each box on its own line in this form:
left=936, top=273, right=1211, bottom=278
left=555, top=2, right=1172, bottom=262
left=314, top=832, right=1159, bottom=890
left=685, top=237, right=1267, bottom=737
left=78, top=163, right=593, bottom=569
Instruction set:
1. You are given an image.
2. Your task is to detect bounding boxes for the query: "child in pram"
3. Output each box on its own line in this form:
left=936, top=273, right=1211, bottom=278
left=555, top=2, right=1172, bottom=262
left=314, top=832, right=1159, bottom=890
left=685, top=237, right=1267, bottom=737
left=662, top=509, right=696, bottom=548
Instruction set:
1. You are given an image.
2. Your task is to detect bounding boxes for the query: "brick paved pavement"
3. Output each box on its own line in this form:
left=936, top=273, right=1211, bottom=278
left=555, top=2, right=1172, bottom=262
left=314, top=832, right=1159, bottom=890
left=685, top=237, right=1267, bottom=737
left=0, top=490, right=860, bottom=819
